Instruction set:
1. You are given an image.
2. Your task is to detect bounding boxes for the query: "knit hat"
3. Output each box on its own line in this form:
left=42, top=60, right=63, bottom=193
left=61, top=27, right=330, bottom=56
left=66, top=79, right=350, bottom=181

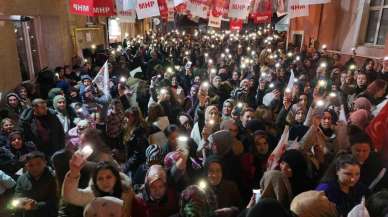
left=208, top=130, right=233, bottom=157
left=81, top=75, right=92, bottom=82
left=349, top=109, right=370, bottom=129
left=48, top=88, right=63, bottom=101
left=290, top=191, right=338, bottom=217
left=6, top=92, right=20, bottom=101
left=145, top=144, right=162, bottom=164
left=53, top=95, right=66, bottom=111
left=353, top=97, right=372, bottom=111
left=83, top=196, right=123, bottom=217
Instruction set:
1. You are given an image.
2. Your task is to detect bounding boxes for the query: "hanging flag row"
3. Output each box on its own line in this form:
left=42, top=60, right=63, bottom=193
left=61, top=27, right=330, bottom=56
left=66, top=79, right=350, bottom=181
left=69, top=0, right=331, bottom=24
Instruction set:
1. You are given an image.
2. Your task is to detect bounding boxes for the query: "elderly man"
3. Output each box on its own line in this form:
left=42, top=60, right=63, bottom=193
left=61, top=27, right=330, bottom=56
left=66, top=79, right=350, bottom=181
left=18, top=99, right=64, bottom=157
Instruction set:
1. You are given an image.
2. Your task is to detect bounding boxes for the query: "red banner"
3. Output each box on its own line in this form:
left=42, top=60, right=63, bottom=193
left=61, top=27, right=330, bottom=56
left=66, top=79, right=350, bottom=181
left=366, top=103, right=388, bottom=160
left=158, top=0, right=169, bottom=20
left=229, top=18, right=242, bottom=31
left=69, top=0, right=115, bottom=16
left=249, top=0, right=272, bottom=23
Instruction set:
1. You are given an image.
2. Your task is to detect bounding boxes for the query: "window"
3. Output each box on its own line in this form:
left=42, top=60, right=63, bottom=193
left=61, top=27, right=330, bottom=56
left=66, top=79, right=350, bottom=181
left=365, top=0, right=388, bottom=45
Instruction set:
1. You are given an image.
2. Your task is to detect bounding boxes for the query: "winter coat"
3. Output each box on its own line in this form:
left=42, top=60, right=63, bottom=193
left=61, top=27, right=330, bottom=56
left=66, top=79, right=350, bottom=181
left=17, top=108, right=65, bottom=157
left=14, top=167, right=58, bottom=217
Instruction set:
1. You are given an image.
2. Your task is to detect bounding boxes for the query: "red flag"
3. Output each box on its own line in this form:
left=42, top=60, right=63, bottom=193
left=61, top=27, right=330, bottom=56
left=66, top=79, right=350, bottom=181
left=366, top=103, right=388, bottom=159
left=267, top=126, right=289, bottom=170
left=158, top=0, right=169, bottom=20
left=252, top=0, right=272, bottom=24
left=229, top=18, right=242, bottom=31
left=69, top=0, right=115, bottom=16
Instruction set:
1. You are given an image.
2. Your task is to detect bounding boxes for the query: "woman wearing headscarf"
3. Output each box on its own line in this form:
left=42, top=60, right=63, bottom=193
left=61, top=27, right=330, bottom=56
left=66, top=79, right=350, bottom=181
left=204, top=155, right=242, bottom=217
left=7, top=131, right=36, bottom=161
left=191, top=105, right=220, bottom=150
left=278, top=149, right=314, bottom=196
left=1, top=93, right=25, bottom=122
left=131, top=165, right=179, bottom=217
left=0, top=118, right=15, bottom=147
left=290, top=191, right=338, bottom=217
left=170, top=185, right=213, bottom=217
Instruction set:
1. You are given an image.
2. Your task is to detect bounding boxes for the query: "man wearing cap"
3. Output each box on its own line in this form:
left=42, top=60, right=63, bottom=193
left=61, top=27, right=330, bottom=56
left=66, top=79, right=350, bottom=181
left=17, top=99, right=64, bottom=157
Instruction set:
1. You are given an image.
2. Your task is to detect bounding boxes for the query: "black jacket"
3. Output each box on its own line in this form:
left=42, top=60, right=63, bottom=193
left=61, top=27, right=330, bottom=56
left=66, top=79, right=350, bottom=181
left=17, top=108, right=65, bottom=157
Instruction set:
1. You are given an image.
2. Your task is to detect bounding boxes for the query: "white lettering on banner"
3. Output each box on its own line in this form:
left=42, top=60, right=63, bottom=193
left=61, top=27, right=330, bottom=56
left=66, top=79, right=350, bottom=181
left=231, top=4, right=246, bottom=10
left=94, top=7, right=111, bottom=13
left=73, top=4, right=90, bottom=12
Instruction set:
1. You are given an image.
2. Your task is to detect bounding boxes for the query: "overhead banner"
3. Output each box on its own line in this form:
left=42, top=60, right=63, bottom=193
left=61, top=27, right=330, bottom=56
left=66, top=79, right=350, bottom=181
left=228, top=0, right=251, bottom=19
left=275, top=0, right=287, bottom=16
left=123, top=0, right=136, bottom=10
left=288, top=0, right=309, bottom=19
left=208, top=7, right=222, bottom=28
left=187, top=0, right=210, bottom=19
left=229, top=18, right=243, bottom=31
left=69, top=0, right=116, bottom=16
left=253, top=0, right=272, bottom=24
left=116, top=0, right=136, bottom=23
left=135, top=0, right=160, bottom=19
left=157, top=0, right=169, bottom=20
left=299, top=0, right=330, bottom=4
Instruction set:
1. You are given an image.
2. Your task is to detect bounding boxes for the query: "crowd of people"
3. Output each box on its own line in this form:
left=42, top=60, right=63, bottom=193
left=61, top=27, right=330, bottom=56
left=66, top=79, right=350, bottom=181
left=0, top=26, right=387, bottom=217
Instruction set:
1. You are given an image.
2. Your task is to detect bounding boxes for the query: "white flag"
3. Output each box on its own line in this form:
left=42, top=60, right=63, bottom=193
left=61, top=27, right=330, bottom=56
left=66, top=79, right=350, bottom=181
left=228, top=0, right=251, bottom=19
left=135, top=0, right=160, bottom=19
left=286, top=69, right=295, bottom=91
left=288, top=0, right=309, bottom=19
left=93, top=61, right=110, bottom=97
left=130, top=66, right=143, bottom=77
left=208, top=8, right=222, bottom=28
left=339, top=105, right=347, bottom=122
left=299, top=0, right=330, bottom=5
left=267, top=126, right=289, bottom=170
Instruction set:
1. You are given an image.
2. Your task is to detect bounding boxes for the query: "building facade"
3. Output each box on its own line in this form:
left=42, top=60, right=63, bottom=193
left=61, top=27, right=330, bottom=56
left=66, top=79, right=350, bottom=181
left=0, top=0, right=150, bottom=92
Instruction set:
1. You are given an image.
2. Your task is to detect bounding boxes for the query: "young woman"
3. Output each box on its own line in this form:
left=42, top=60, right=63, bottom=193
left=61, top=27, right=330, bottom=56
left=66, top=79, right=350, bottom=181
left=62, top=155, right=130, bottom=207
left=316, top=154, right=369, bottom=216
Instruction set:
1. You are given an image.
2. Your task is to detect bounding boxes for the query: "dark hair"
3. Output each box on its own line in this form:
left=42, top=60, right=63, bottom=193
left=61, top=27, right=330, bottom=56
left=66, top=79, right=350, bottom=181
left=366, top=190, right=388, bottom=217
left=349, top=130, right=372, bottom=147
left=320, top=153, right=360, bottom=183
left=164, top=124, right=179, bottom=137
left=241, top=107, right=255, bottom=117
left=91, top=161, right=122, bottom=198
left=24, top=151, right=46, bottom=163
left=148, top=103, right=165, bottom=124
